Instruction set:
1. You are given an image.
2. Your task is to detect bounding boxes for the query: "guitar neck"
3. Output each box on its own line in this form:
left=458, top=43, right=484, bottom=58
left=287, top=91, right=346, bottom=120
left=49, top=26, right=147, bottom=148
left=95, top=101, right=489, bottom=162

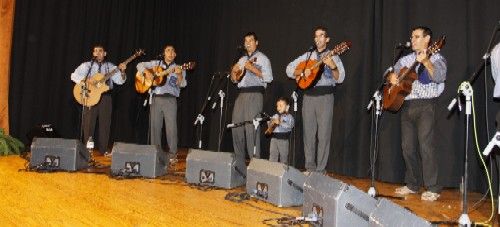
left=158, top=67, right=176, bottom=77
left=398, top=52, right=435, bottom=80
left=310, top=50, right=335, bottom=69
left=101, top=54, right=139, bottom=81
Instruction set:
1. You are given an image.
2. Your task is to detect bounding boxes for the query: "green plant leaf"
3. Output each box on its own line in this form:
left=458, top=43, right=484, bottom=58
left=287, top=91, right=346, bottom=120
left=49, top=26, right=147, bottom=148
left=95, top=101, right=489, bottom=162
left=0, top=129, right=25, bottom=155
left=6, top=136, right=24, bottom=150
left=0, top=140, right=9, bottom=156
left=7, top=140, right=20, bottom=154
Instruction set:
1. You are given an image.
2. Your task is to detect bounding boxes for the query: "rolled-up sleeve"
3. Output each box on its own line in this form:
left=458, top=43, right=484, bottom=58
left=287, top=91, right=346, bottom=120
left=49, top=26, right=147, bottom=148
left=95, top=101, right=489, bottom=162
left=286, top=53, right=307, bottom=79
left=332, top=55, right=345, bottom=84
left=259, top=55, right=273, bottom=83
left=136, top=61, right=155, bottom=74
left=108, top=63, right=126, bottom=85
left=430, top=54, right=446, bottom=83
left=70, top=62, right=89, bottom=83
left=179, top=70, right=187, bottom=88
left=491, top=43, right=500, bottom=97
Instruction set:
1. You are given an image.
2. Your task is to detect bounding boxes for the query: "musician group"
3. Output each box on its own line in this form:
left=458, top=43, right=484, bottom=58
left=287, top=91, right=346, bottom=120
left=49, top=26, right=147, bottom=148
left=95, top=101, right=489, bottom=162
left=71, top=25, right=446, bottom=202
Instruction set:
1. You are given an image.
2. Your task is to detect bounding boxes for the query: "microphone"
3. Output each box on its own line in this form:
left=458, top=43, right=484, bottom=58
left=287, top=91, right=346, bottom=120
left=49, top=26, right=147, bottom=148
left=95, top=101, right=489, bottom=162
left=156, top=53, right=164, bottom=59
left=291, top=91, right=298, bottom=112
left=237, top=45, right=244, bottom=50
left=382, top=66, right=393, bottom=78
left=447, top=98, right=457, bottom=111
left=227, top=123, right=236, bottom=128
left=307, top=45, right=315, bottom=52
left=483, top=132, right=500, bottom=156
left=260, top=112, right=271, bottom=118
left=396, top=42, right=411, bottom=49
left=254, top=116, right=271, bottom=122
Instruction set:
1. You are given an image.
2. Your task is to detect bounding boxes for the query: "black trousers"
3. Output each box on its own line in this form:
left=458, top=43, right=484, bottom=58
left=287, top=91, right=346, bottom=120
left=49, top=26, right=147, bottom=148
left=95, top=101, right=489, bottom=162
left=400, top=98, right=441, bottom=193
left=82, top=94, right=112, bottom=154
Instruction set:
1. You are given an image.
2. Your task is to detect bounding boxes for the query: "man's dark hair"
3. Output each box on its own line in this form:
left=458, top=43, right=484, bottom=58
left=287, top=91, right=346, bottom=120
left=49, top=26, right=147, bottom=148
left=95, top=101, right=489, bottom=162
left=277, top=96, right=290, bottom=106
left=92, top=44, right=105, bottom=51
left=244, top=32, right=258, bottom=42
left=314, top=26, right=328, bottom=37
left=412, top=26, right=433, bottom=40
left=164, top=44, right=175, bottom=50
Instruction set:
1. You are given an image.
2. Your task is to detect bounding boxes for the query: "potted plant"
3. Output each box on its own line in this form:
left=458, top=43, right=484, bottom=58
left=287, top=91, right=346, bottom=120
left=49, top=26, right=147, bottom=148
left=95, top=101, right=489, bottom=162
left=0, top=128, right=24, bottom=155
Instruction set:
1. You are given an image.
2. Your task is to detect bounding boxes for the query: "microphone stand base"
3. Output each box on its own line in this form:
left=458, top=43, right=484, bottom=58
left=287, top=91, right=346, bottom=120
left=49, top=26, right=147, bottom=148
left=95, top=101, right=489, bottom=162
left=367, top=186, right=376, bottom=198
left=458, top=213, right=471, bottom=226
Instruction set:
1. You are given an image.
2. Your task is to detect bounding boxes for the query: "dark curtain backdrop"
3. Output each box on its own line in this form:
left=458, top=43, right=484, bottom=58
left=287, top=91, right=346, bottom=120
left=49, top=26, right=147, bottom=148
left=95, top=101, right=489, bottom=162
left=9, top=0, right=500, bottom=191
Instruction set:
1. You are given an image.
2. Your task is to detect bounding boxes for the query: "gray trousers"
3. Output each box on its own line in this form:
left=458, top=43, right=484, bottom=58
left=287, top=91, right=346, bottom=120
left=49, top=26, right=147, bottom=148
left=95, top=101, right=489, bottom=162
left=302, top=94, right=334, bottom=172
left=232, top=92, right=263, bottom=166
left=150, top=96, right=178, bottom=155
left=269, top=138, right=289, bottom=164
left=83, top=94, right=112, bottom=154
left=401, top=99, right=440, bottom=193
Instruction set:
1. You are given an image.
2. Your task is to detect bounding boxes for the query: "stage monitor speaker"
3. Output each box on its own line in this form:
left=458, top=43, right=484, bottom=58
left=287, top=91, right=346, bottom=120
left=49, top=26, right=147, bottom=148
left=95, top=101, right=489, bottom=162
left=303, top=172, right=378, bottom=227
left=30, top=137, right=89, bottom=171
left=110, top=143, right=167, bottom=178
left=369, top=198, right=431, bottom=227
left=185, top=149, right=246, bottom=189
left=246, top=158, right=305, bottom=207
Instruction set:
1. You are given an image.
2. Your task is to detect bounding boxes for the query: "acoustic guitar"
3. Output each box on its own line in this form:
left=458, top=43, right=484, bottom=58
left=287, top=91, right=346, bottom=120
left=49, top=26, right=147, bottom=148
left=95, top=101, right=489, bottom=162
left=382, top=35, right=446, bottom=112
left=265, top=115, right=280, bottom=136
left=135, top=61, right=196, bottom=93
left=295, top=41, right=351, bottom=89
left=73, top=49, right=145, bottom=107
left=231, top=57, right=257, bottom=82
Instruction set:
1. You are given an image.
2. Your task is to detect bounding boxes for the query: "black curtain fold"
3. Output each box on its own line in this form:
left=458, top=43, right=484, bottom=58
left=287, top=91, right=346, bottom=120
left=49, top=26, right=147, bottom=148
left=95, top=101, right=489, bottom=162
left=9, top=0, right=500, bottom=191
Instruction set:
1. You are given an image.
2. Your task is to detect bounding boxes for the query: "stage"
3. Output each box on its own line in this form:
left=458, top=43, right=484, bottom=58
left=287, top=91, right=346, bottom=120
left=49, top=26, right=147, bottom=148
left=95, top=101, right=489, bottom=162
left=0, top=148, right=494, bottom=226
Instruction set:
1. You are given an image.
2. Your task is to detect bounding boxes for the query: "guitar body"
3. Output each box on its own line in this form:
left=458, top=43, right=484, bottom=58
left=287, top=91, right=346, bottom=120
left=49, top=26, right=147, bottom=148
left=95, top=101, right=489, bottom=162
left=382, top=35, right=446, bottom=112
left=295, top=60, right=322, bottom=89
left=265, top=123, right=278, bottom=136
left=231, top=65, right=246, bottom=82
left=73, top=73, right=110, bottom=107
left=231, top=57, right=257, bottom=82
left=382, top=67, right=417, bottom=112
left=294, top=41, right=352, bottom=90
left=135, top=66, right=166, bottom=94
left=73, top=49, right=145, bottom=106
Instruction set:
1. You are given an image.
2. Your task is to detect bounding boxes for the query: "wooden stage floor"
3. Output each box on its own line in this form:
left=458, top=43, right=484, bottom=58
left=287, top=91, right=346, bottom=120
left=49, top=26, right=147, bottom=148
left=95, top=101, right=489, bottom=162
left=0, top=148, right=496, bottom=226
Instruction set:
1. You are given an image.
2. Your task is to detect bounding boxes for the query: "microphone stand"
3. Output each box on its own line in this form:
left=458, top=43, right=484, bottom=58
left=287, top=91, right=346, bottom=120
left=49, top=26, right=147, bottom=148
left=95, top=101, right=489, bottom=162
left=216, top=76, right=230, bottom=152
left=365, top=43, right=407, bottom=197
left=252, top=117, right=260, bottom=159
left=251, top=113, right=270, bottom=159
left=193, top=72, right=219, bottom=149
left=366, top=77, right=386, bottom=198
left=447, top=21, right=499, bottom=226
left=227, top=113, right=269, bottom=158
left=80, top=58, right=95, bottom=143
left=290, top=90, right=298, bottom=168
left=213, top=48, right=242, bottom=152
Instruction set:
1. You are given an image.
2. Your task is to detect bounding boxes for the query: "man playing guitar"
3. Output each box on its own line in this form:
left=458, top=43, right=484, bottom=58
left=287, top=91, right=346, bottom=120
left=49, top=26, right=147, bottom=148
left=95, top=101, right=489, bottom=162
left=388, top=26, right=447, bottom=201
left=71, top=44, right=126, bottom=156
left=286, top=26, right=346, bottom=174
left=136, top=45, right=186, bottom=163
left=230, top=32, right=273, bottom=167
